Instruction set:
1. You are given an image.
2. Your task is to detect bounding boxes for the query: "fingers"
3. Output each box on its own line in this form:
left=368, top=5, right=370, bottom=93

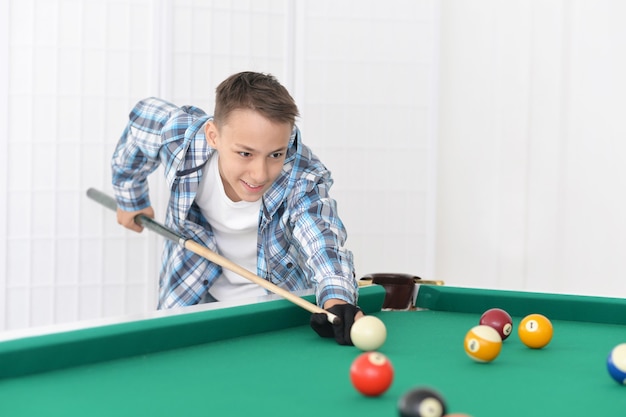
left=116, top=207, right=154, bottom=233
left=310, top=313, right=335, bottom=339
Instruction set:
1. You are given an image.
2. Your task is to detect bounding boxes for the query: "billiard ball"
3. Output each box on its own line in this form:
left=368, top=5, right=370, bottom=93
left=463, top=325, right=502, bottom=362
left=607, top=343, right=626, bottom=384
left=349, top=351, right=394, bottom=396
left=397, top=387, right=447, bottom=417
left=518, top=313, right=553, bottom=349
left=479, top=308, right=513, bottom=340
left=350, top=315, right=387, bottom=351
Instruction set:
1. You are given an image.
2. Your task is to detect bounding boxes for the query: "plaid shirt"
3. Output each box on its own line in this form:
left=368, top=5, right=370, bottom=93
left=112, top=97, right=358, bottom=309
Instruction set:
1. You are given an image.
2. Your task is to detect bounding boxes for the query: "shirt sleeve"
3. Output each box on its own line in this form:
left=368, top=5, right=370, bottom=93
left=290, top=167, right=359, bottom=307
left=111, top=98, right=180, bottom=211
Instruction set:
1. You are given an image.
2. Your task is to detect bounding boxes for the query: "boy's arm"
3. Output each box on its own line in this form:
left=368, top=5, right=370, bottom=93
left=323, top=298, right=363, bottom=312
left=294, top=177, right=363, bottom=345
left=111, top=98, right=178, bottom=213
left=294, top=192, right=358, bottom=307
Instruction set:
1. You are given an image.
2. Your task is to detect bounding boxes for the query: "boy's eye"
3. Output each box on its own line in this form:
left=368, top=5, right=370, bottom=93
left=270, top=152, right=284, bottom=158
left=238, top=152, right=252, bottom=157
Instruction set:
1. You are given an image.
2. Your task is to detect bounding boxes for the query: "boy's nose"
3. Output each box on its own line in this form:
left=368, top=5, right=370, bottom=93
left=250, top=159, right=269, bottom=184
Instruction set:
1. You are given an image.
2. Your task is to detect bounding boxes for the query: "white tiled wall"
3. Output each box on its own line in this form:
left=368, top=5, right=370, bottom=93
left=436, top=1, right=626, bottom=298
left=0, top=0, right=9, bottom=333
left=3, top=0, right=161, bottom=331
left=295, top=0, right=439, bottom=276
left=1, top=0, right=440, bottom=331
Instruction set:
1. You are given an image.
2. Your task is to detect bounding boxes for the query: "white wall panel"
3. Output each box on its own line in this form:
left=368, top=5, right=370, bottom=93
left=6, top=288, right=29, bottom=329
left=437, top=0, right=626, bottom=298
left=560, top=1, right=626, bottom=296
left=525, top=1, right=568, bottom=293
left=1, top=0, right=10, bottom=330
left=55, top=285, right=79, bottom=323
left=296, top=0, right=439, bottom=279
left=2, top=0, right=159, bottom=331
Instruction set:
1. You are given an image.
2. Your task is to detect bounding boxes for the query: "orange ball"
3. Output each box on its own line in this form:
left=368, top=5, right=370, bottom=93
left=518, top=314, right=553, bottom=349
left=463, top=325, right=502, bottom=362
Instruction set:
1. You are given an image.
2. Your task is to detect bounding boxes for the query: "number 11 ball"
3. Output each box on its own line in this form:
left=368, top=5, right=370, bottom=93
left=479, top=308, right=513, bottom=340
left=607, top=343, right=626, bottom=384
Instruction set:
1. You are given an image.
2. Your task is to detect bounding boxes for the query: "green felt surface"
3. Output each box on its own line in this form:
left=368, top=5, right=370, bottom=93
left=1, top=285, right=626, bottom=417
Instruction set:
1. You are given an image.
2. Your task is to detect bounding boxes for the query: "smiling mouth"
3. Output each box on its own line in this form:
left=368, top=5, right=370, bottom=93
left=242, top=180, right=264, bottom=191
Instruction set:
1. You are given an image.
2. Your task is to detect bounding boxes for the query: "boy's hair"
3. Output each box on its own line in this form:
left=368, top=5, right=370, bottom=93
left=214, top=72, right=300, bottom=127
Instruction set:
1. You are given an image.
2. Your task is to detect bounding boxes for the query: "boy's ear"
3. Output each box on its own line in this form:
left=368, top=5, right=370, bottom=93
left=205, top=121, right=218, bottom=147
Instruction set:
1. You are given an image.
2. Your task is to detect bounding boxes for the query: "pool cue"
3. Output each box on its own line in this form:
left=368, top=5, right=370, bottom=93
left=86, top=188, right=339, bottom=324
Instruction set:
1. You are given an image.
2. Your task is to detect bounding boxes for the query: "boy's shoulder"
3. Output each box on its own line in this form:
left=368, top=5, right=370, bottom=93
left=130, top=97, right=179, bottom=121
left=129, top=97, right=208, bottom=134
left=292, top=141, right=326, bottom=171
left=130, top=97, right=206, bottom=124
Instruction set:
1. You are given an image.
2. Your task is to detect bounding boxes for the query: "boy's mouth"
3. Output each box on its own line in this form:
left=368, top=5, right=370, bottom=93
left=242, top=180, right=263, bottom=191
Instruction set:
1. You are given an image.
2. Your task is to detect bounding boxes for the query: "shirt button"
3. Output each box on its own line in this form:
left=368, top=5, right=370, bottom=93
left=286, top=262, right=293, bottom=268
left=203, top=279, right=209, bottom=286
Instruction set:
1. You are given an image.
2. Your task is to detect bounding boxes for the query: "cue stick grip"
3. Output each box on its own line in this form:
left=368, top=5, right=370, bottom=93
left=85, top=188, right=339, bottom=325
left=86, top=188, right=183, bottom=244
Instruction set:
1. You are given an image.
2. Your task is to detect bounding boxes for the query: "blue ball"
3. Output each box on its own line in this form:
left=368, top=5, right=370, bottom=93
left=607, top=344, right=626, bottom=385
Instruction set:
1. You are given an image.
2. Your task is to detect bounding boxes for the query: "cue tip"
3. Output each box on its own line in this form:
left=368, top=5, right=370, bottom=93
left=328, top=313, right=341, bottom=325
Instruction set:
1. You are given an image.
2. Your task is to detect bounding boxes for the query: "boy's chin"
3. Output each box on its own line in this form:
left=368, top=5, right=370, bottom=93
left=238, top=192, right=264, bottom=203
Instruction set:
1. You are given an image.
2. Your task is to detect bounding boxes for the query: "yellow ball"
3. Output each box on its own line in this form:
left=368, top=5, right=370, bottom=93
left=518, top=314, right=553, bottom=349
left=350, top=315, right=387, bottom=351
left=464, top=325, right=502, bottom=362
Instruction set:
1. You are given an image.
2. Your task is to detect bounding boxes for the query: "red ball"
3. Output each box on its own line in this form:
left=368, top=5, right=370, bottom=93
left=349, top=352, right=394, bottom=396
left=479, top=308, right=513, bottom=340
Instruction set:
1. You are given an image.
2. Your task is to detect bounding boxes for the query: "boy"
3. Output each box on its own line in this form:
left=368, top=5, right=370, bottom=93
left=111, top=71, right=362, bottom=344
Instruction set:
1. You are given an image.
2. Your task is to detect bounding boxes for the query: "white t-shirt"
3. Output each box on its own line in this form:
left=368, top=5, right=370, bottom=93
left=194, top=154, right=266, bottom=301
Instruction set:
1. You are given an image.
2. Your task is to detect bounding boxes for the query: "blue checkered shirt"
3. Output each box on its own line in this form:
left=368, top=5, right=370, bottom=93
left=111, top=97, right=358, bottom=309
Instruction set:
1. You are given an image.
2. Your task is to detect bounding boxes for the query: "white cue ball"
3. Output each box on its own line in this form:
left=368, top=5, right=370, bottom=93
left=350, top=315, right=387, bottom=351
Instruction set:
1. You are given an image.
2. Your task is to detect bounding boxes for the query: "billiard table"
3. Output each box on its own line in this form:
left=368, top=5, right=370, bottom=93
left=1, top=284, right=626, bottom=416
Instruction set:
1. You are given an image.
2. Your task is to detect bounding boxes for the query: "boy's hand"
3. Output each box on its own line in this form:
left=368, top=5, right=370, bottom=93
left=116, top=206, right=155, bottom=233
left=310, top=300, right=364, bottom=345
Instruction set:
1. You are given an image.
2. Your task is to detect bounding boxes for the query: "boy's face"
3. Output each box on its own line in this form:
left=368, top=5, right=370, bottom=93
left=204, top=109, right=292, bottom=202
